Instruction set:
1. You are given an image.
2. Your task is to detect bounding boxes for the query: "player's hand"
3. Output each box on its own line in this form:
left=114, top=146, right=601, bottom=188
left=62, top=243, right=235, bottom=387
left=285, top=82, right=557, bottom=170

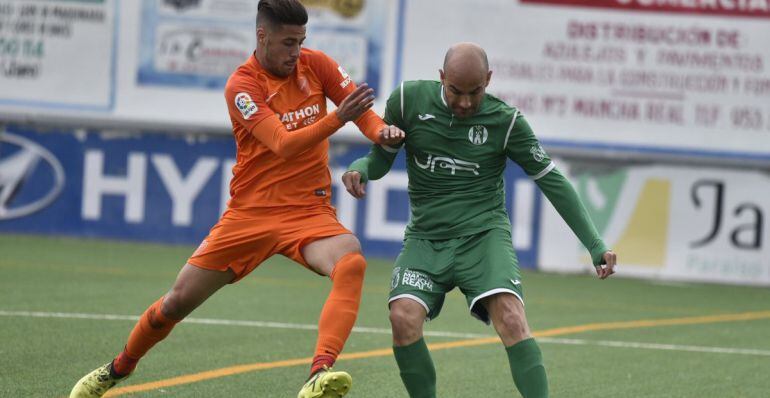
left=379, top=125, right=405, bottom=146
left=336, top=83, right=375, bottom=123
left=342, top=171, right=366, bottom=199
left=595, top=250, right=617, bottom=280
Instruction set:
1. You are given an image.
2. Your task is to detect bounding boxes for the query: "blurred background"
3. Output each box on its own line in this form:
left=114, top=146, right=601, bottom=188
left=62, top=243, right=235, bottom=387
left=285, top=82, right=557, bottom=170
left=2, top=0, right=767, bottom=284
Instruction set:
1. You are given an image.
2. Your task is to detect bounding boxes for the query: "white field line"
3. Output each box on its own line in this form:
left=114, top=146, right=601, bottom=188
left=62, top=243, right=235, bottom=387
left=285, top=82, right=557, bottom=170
left=3, top=310, right=770, bottom=357
left=538, top=337, right=770, bottom=357
left=0, top=310, right=488, bottom=339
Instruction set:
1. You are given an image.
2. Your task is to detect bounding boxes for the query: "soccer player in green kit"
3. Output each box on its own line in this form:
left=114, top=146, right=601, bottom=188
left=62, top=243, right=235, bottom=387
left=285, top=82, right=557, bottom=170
left=342, top=43, right=617, bottom=398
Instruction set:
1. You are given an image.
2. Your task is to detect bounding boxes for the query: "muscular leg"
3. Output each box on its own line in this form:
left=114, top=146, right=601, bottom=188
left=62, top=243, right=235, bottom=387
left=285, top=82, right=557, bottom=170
left=301, top=234, right=366, bottom=374
left=390, top=298, right=436, bottom=398
left=483, top=293, right=548, bottom=398
left=483, top=292, right=531, bottom=346
left=112, top=264, right=235, bottom=376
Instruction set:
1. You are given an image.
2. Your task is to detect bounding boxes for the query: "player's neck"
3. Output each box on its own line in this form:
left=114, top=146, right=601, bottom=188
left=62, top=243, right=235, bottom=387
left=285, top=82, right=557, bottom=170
left=253, top=51, right=291, bottom=80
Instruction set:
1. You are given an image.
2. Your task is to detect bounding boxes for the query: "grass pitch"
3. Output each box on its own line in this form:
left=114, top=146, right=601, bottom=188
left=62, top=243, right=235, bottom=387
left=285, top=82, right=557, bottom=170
left=1, top=234, right=769, bottom=397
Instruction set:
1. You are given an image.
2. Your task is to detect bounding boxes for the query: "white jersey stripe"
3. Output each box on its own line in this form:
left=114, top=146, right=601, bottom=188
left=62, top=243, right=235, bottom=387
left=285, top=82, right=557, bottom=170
left=503, top=110, right=519, bottom=150
left=400, top=81, right=405, bottom=121
left=380, top=144, right=400, bottom=154
left=532, top=162, right=555, bottom=181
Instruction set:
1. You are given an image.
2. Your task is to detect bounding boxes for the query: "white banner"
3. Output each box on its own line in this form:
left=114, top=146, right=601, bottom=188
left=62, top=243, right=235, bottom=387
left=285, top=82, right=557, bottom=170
left=399, top=0, right=770, bottom=158
left=136, top=0, right=388, bottom=93
left=0, top=0, right=116, bottom=109
left=539, top=159, right=770, bottom=286
left=0, top=0, right=769, bottom=161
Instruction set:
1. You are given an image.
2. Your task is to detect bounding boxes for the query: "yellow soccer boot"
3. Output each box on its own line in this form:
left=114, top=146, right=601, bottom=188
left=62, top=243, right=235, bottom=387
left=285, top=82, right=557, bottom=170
left=297, top=366, right=352, bottom=398
left=69, top=362, right=130, bottom=398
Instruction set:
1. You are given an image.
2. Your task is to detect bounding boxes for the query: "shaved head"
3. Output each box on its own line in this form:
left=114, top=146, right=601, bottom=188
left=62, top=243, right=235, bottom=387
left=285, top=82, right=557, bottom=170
left=440, top=42, right=492, bottom=118
left=443, top=42, right=489, bottom=81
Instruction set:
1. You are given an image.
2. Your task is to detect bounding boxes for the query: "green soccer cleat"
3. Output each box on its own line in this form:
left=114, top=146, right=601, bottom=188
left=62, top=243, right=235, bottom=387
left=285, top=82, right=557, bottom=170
left=69, top=362, right=130, bottom=398
left=297, top=366, right=353, bottom=398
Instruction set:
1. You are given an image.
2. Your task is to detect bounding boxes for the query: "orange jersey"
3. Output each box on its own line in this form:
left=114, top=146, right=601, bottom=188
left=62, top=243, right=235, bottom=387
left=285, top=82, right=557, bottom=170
left=224, top=48, right=385, bottom=209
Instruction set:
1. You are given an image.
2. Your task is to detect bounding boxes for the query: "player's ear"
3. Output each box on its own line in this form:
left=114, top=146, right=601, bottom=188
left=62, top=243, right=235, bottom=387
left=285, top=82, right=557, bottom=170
left=485, top=70, right=492, bottom=87
left=439, top=69, right=446, bottom=83
left=257, top=27, right=267, bottom=46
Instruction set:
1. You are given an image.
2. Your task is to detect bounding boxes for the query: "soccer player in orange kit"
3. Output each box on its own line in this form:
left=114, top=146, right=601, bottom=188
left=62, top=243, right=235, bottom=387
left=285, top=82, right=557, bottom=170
left=69, top=1, right=404, bottom=397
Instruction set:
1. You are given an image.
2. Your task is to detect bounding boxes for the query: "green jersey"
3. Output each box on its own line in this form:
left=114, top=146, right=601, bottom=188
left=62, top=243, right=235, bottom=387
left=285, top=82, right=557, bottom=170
left=349, top=80, right=608, bottom=265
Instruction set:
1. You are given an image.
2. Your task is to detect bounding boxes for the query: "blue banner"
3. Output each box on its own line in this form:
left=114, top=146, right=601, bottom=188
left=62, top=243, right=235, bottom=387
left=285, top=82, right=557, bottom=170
left=0, top=125, right=540, bottom=267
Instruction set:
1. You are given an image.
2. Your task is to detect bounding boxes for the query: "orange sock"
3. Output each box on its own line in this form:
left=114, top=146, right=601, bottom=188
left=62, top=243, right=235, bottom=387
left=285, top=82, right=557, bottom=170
left=311, top=252, right=367, bottom=375
left=112, top=296, right=180, bottom=376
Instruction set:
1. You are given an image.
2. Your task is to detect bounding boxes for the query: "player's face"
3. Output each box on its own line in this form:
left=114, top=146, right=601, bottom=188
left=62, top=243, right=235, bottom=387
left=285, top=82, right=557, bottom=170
left=258, top=24, right=306, bottom=77
left=440, top=69, right=491, bottom=118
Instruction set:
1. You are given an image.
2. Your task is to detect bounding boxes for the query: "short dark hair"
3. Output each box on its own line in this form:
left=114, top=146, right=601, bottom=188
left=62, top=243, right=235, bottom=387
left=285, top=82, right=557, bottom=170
left=257, top=0, right=308, bottom=29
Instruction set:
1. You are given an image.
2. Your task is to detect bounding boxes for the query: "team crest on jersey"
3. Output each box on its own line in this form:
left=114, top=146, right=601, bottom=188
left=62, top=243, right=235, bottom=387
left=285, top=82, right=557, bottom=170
left=468, top=125, right=488, bottom=145
left=235, top=92, right=258, bottom=120
left=530, top=144, right=547, bottom=162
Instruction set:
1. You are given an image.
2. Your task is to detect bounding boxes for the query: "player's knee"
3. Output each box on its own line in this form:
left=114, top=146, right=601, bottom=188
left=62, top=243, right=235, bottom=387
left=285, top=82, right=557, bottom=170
left=336, top=235, right=362, bottom=259
left=389, top=301, right=424, bottom=335
left=497, top=307, right=529, bottom=339
left=161, top=290, right=194, bottom=320
left=332, top=252, right=367, bottom=283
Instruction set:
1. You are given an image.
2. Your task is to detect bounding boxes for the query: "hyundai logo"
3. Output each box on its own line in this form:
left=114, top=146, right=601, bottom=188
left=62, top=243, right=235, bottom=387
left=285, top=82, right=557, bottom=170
left=0, top=132, right=65, bottom=220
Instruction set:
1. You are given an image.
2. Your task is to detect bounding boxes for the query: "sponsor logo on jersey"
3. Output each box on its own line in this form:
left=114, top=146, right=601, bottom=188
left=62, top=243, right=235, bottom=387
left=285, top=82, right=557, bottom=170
left=338, top=66, right=352, bottom=88
left=510, top=279, right=522, bottom=286
left=468, top=125, right=488, bottom=145
left=415, top=153, right=480, bottom=175
left=418, top=113, right=436, bottom=121
left=530, top=144, right=547, bottom=162
left=280, top=103, right=322, bottom=130
left=0, top=132, right=65, bottom=220
left=235, top=92, right=258, bottom=119
left=400, top=269, right=434, bottom=291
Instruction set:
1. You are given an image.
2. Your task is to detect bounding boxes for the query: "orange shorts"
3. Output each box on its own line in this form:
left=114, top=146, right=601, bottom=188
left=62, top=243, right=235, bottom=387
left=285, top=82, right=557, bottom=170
left=187, top=204, right=351, bottom=282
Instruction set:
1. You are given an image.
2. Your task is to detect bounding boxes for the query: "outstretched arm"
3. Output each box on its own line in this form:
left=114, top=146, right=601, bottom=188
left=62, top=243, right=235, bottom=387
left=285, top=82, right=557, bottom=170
left=534, top=169, right=615, bottom=276
left=342, top=143, right=401, bottom=198
left=506, top=112, right=616, bottom=278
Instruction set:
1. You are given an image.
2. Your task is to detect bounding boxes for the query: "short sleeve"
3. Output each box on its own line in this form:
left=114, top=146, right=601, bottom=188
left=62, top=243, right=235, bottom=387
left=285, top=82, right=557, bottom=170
left=504, top=112, right=554, bottom=181
left=224, top=78, right=274, bottom=132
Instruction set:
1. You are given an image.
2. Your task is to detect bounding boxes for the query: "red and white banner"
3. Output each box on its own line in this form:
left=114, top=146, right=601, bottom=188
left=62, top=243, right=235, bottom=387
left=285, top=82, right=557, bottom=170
left=521, top=0, right=770, bottom=18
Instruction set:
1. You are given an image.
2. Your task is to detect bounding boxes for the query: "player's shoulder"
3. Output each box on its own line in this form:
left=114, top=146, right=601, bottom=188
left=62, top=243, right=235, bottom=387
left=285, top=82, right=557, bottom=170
left=395, top=80, right=440, bottom=99
left=484, top=92, right=517, bottom=115
left=225, top=56, right=265, bottom=95
left=299, top=47, right=335, bottom=68
left=402, top=79, right=440, bottom=92
left=476, top=93, right=520, bottom=129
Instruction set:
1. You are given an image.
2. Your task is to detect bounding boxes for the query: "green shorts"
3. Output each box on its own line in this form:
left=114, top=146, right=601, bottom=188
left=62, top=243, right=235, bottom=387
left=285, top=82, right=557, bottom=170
left=388, top=228, right=523, bottom=324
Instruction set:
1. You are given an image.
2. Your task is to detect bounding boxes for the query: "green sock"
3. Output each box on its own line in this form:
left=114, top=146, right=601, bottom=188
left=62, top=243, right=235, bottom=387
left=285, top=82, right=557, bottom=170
left=506, top=338, right=549, bottom=398
left=393, top=338, right=436, bottom=398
